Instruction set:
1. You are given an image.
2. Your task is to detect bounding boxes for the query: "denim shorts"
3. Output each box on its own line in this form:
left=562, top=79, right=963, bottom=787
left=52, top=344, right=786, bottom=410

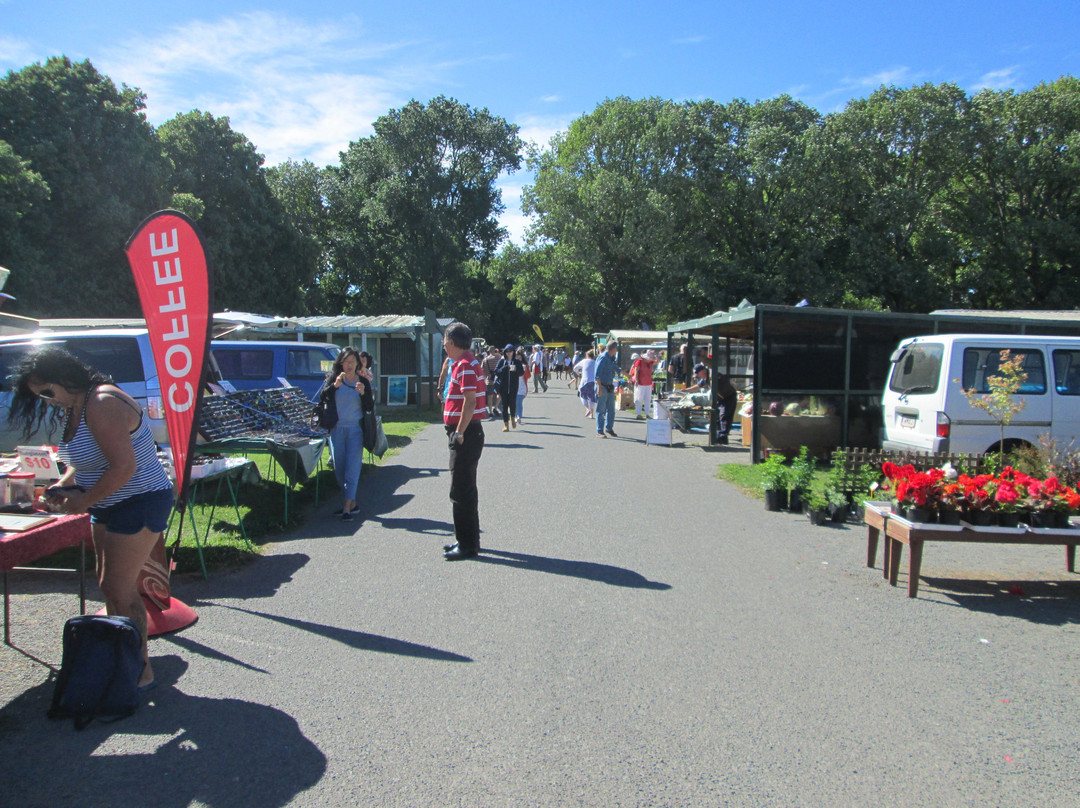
left=89, top=487, right=174, bottom=535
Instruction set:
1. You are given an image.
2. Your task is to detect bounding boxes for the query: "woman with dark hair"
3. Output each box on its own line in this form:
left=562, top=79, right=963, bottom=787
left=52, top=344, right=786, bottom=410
left=358, top=351, right=375, bottom=383
left=493, top=344, right=523, bottom=431
left=316, top=347, right=374, bottom=521
left=7, top=347, right=173, bottom=692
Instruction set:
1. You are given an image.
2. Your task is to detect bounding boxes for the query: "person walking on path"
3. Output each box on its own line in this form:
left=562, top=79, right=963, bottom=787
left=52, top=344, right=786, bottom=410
left=442, top=322, right=486, bottom=561
left=494, top=344, right=523, bottom=431
left=594, top=341, right=620, bottom=437
left=529, top=345, right=548, bottom=393
left=574, top=349, right=597, bottom=418
left=515, top=347, right=529, bottom=424
left=482, top=346, right=501, bottom=419
left=317, top=347, right=374, bottom=521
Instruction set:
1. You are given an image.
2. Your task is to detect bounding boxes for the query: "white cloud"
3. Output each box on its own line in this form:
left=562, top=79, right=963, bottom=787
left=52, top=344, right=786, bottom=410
left=972, top=66, right=1022, bottom=92
left=514, top=112, right=573, bottom=152
left=97, top=11, right=429, bottom=166
left=0, top=35, right=42, bottom=71
left=495, top=179, right=534, bottom=246
left=672, top=36, right=708, bottom=45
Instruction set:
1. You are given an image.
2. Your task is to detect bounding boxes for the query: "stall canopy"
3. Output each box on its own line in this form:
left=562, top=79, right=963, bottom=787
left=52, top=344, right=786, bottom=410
left=666, top=304, right=1080, bottom=460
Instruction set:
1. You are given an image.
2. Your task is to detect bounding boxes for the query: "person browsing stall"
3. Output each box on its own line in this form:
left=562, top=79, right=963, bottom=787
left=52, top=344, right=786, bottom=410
left=8, top=347, right=174, bottom=693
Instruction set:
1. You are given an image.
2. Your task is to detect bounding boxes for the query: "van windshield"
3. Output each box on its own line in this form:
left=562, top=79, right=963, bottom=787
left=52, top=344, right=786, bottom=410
left=0, top=337, right=145, bottom=389
left=889, top=343, right=943, bottom=395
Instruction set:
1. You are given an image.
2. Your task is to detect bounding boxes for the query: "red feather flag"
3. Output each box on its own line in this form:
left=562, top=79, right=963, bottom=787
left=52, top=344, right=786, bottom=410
left=124, top=210, right=213, bottom=510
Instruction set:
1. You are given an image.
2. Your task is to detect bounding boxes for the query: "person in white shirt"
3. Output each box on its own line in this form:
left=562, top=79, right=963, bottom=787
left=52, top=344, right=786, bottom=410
left=574, top=349, right=597, bottom=418
left=529, top=345, right=548, bottom=393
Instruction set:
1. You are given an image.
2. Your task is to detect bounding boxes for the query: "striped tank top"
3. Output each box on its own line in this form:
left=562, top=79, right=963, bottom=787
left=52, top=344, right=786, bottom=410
left=58, top=390, right=172, bottom=509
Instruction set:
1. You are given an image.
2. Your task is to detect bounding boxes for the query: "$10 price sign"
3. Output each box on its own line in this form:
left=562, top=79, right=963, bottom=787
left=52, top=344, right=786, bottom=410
left=16, top=445, right=60, bottom=482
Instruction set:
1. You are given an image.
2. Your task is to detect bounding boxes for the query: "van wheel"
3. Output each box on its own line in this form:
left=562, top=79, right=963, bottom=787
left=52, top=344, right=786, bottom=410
left=987, top=439, right=1034, bottom=462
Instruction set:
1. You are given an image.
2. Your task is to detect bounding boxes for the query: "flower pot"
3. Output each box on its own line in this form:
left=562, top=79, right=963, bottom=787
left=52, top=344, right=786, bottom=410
left=1030, top=510, right=1068, bottom=529
left=937, top=506, right=961, bottom=525
left=788, top=490, right=804, bottom=513
left=906, top=506, right=935, bottom=524
left=807, top=508, right=828, bottom=526
left=963, top=508, right=994, bottom=526
left=764, top=489, right=788, bottom=512
left=997, top=511, right=1021, bottom=528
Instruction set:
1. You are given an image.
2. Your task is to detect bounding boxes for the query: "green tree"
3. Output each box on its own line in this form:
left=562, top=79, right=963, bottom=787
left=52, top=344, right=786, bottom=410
left=947, top=78, right=1080, bottom=308
left=807, top=83, right=969, bottom=312
left=0, top=57, right=167, bottom=316
left=0, top=140, right=50, bottom=267
left=523, top=97, right=695, bottom=331
left=325, top=96, right=523, bottom=314
left=158, top=111, right=314, bottom=313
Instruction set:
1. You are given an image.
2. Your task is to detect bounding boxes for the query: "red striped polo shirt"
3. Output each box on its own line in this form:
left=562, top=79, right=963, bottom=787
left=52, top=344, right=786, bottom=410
left=443, top=351, right=486, bottom=426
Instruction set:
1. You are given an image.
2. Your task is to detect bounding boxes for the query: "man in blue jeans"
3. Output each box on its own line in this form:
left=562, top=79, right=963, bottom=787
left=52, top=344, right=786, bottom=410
left=594, top=340, right=619, bottom=437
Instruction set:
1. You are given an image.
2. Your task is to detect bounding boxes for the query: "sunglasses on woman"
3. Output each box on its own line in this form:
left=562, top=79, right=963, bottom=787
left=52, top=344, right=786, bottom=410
left=37, top=387, right=56, bottom=400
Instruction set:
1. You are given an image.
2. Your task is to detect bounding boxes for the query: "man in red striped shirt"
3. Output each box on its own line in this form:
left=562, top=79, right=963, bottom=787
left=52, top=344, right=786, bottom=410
left=442, top=322, right=486, bottom=560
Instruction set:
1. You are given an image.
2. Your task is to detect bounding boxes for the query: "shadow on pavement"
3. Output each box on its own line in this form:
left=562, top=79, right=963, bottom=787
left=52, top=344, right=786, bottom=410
left=919, top=576, right=1080, bottom=625
left=478, top=549, right=672, bottom=590
left=370, top=515, right=454, bottom=536
left=0, top=655, right=326, bottom=808
left=217, top=604, right=473, bottom=662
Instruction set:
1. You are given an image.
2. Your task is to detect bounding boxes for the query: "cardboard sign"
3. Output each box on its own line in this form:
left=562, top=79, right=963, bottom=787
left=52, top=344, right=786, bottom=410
left=16, top=445, right=61, bottom=481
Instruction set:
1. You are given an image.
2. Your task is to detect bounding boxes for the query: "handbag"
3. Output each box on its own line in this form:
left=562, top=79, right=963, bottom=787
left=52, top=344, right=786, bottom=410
left=373, top=416, right=389, bottom=458
left=312, top=390, right=338, bottom=429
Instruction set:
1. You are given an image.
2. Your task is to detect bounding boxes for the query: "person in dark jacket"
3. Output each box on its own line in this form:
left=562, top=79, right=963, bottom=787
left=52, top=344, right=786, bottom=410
left=316, top=347, right=374, bottom=521
left=494, top=343, right=523, bottom=432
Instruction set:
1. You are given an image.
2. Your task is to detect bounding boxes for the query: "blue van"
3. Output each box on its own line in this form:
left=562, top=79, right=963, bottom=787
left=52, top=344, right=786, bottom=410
left=210, top=341, right=340, bottom=402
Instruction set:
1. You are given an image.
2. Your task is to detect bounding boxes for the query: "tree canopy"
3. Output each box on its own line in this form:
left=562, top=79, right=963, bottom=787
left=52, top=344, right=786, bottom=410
left=1, top=54, right=1078, bottom=342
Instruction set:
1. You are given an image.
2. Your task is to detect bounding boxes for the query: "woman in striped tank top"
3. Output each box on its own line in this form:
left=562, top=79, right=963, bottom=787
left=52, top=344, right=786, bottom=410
left=8, top=347, right=173, bottom=692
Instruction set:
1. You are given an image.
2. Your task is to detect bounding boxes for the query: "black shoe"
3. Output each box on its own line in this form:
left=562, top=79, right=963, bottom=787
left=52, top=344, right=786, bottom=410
left=444, top=546, right=478, bottom=561
left=342, top=512, right=353, bottom=522
left=443, top=542, right=458, bottom=553
left=605, top=429, right=617, bottom=437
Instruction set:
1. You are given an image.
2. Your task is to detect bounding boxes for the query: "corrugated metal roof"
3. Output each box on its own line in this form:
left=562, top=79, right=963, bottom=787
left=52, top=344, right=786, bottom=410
left=931, top=309, right=1080, bottom=321
left=288, top=315, right=426, bottom=331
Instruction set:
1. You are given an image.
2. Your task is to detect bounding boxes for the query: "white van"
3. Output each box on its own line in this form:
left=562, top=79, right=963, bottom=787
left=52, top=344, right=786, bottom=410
left=882, top=333, right=1080, bottom=455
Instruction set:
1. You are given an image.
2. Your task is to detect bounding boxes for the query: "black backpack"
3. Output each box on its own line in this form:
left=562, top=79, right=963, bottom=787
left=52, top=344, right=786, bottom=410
left=48, top=615, right=143, bottom=730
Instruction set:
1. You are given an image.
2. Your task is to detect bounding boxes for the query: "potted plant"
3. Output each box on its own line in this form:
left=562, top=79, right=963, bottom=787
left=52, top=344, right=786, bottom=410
left=760, top=453, right=789, bottom=511
left=788, top=446, right=815, bottom=513
left=826, top=487, right=849, bottom=523
left=806, top=490, right=829, bottom=525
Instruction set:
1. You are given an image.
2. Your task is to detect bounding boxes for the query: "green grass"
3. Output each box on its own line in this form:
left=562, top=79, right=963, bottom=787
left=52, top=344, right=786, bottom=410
left=716, top=462, right=831, bottom=501
left=29, top=406, right=441, bottom=576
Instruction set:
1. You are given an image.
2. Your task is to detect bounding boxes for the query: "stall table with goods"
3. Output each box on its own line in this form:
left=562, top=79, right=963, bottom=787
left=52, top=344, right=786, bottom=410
left=1, top=513, right=91, bottom=648
left=197, top=388, right=328, bottom=522
left=863, top=462, right=1080, bottom=597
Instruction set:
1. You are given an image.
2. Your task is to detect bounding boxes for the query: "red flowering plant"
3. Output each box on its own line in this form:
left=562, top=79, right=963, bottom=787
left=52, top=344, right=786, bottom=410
left=957, top=473, right=995, bottom=511
left=1024, top=476, right=1080, bottom=514
left=881, top=462, right=945, bottom=509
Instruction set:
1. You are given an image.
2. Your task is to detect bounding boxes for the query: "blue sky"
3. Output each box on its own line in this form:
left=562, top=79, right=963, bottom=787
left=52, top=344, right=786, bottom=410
left=3, top=0, right=1078, bottom=242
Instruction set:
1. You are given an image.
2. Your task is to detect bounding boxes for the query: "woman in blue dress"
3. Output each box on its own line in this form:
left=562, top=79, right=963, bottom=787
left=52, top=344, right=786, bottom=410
left=316, top=348, right=374, bottom=521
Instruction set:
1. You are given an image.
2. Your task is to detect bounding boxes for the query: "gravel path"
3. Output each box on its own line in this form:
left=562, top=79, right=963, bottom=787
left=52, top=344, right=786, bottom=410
left=2, top=385, right=1078, bottom=807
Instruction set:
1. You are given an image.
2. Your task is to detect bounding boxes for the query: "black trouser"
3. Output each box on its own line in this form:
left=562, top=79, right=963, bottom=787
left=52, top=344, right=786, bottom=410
left=718, top=391, right=738, bottom=437
left=447, top=422, right=484, bottom=550
left=500, top=389, right=517, bottom=423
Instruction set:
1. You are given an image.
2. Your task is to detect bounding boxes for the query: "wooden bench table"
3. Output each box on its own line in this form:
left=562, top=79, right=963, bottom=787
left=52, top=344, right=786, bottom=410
left=863, top=503, right=1078, bottom=597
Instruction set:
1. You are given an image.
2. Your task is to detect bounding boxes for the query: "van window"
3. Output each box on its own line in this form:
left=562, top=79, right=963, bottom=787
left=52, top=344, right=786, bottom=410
left=287, top=348, right=333, bottom=379
left=962, top=348, right=1047, bottom=395
left=889, top=343, right=943, bottom=394
left=213, top=349, right=274, bottom=380
left=1053, top=350, right=1080, bottom=395
left=0, top=337, right=145, bottom=388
